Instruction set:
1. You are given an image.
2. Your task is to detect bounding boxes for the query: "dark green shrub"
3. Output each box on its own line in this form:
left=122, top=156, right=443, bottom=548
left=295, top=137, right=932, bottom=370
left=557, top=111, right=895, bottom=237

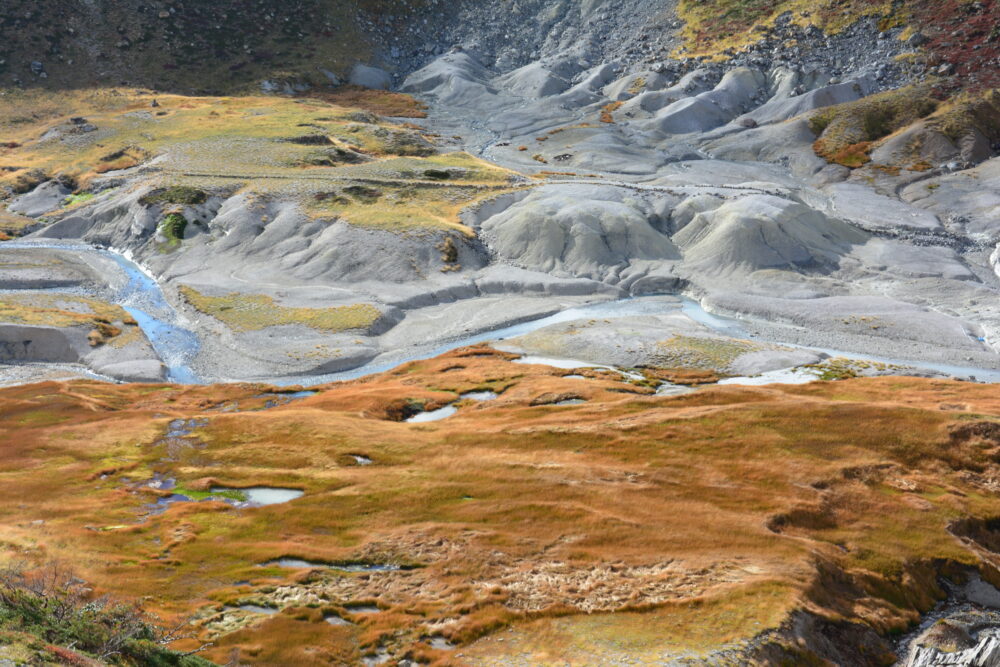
left=159, top=213, right=188, bottom=243
left=0, top=562, right=212, bottom=666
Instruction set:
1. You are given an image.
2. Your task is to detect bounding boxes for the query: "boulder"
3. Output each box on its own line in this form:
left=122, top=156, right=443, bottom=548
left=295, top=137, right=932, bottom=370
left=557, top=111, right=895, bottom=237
left=8, top=180, right=72, bottom=217
left=349, top=64, right=392, bottom=90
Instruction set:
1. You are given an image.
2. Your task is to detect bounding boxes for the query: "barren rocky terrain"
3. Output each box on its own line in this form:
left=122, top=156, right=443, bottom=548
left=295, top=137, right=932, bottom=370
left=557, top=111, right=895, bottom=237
left=1, top=0, right=1000, bottom=665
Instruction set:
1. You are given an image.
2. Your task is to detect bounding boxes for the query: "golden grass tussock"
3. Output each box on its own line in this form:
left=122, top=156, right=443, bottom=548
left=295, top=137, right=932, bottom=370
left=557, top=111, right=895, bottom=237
left=0, top=292, right=136, bottom=345
left=301, top=86, right=429, bottom=118
left=809, top=85, right=940, bottom=167
left=3, top=349, right=1000, bottom=662
left=178, top=286, right=383, bottom=333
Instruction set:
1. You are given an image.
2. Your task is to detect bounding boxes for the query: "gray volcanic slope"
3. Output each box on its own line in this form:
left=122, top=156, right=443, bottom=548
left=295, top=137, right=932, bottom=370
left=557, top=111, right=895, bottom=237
left=2, top=0, right=1000, bottom=384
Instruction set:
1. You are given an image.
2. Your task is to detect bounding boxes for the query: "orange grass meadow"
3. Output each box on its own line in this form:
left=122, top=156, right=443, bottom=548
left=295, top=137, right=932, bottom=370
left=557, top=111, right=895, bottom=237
left=2, top=346, right=1000, bottom=664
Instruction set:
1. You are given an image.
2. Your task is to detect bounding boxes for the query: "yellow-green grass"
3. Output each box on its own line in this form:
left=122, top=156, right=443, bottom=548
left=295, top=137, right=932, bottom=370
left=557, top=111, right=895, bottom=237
left=179, top=285, right=382, bottom=333
left=0, top=90, right=518, bottom=234
left=0, top=92, right=413, bottom=187
left=0, top=293, right=137, bottom=345
left=462, top=580, right=800, bottom=663
left=676, top=0, right=899, bottom=58
left=655, top=334, right=763, bottom=371
left=297, top=153, right=516, bottom=233
left=809, top=85, right=940, bottom=167
left=0, top=209, right=37, bottom=239
left=3, top=350, right=1000, bottom=662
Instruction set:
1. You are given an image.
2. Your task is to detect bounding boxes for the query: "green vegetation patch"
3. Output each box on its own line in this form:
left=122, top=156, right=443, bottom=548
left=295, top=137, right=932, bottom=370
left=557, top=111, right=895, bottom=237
left=61, top=192, right=95, bottom=208
left=159, top=213, right=188, bottom=242
left=179, top=285, right=382, bottom=333
left=810, top=85, right=940, bottom=167
left=677, top=0, right=897, bottom=57
left=0, top=562, right=212, bottom=667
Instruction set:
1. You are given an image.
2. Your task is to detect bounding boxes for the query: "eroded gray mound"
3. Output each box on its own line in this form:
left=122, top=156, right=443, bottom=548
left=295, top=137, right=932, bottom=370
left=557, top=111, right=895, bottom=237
left=478, top=185, right=678, bottom=282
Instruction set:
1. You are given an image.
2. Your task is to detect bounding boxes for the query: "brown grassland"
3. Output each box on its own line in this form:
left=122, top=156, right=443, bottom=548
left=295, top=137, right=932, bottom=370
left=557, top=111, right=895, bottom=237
left=2, top=347, right=1000, bottom=663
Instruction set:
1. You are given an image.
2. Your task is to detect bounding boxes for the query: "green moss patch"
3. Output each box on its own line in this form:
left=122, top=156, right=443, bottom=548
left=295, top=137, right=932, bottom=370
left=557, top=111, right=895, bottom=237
left=157, top=213, right=188, bottom=251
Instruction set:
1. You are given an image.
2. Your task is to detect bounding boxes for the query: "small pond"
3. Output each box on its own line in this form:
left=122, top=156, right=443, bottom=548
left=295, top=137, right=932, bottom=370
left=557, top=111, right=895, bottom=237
left=211, top=486, right=304, bottom=506
left=406, top=405, right=458, bottom=423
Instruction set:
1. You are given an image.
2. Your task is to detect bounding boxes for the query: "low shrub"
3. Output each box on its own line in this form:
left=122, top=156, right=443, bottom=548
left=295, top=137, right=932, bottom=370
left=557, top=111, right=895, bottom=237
left=0, top=562, right=211, bottom=666
left=159, top=213, right=188, bottom=243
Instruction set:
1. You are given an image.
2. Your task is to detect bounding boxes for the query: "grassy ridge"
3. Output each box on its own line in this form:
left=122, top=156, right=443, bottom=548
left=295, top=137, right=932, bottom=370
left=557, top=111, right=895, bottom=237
left=676, top=0, right=896, bottom=57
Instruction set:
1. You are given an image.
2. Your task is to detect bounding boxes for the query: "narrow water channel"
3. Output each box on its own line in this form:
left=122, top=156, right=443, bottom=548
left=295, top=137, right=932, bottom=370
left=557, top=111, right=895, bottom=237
left=5, top=241, right=1000, bottom=386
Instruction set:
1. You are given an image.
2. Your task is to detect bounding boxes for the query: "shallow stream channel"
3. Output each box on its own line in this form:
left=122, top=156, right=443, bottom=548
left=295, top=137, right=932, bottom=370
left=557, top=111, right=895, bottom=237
left=3, top=240, right=201, bottom=383
left=5, top=240, right=1000, bottom=387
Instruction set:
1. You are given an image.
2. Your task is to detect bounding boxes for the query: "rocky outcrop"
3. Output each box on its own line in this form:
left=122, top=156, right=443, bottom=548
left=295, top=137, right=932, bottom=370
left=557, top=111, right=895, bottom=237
left=905, top=631, right=1000, bottom=666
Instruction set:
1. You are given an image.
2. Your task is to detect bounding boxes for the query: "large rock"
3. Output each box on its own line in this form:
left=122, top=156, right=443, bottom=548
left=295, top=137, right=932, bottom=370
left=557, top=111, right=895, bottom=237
left=8, top=180, right=71, bottom=217
left=349, top=64, right=392, bottom=90
left=829, top=183, right=943, bottom=231
left=0, top=324, right=83, bottom=363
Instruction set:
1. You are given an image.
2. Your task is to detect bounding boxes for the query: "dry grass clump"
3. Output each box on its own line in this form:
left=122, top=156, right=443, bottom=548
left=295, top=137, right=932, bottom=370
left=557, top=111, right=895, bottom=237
left=303, top=86, right=428, bottom=118
left=303, top=152, right=516, bottom=233
left=0, top=209, right=37, bottom=239
left=599, top=101, right=624, bottom=124
left=676, top=0, right=896, bottom=57
left=809, top=85, right=940, bottom=167
left=178, top=285, right=382, bottom=333
left=655, top=334, right=762, bottom=371
left=4, top=352, right=1000, bottom=662
left=925, top=88, right=1000, bottom=144
left=0, top=293, right=136, bottom=345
